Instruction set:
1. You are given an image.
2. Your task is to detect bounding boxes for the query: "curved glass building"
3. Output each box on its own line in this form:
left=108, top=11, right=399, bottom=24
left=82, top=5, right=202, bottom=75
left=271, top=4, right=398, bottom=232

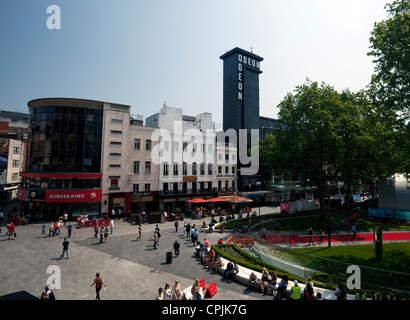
left=19, top=98, right=104, bottom=220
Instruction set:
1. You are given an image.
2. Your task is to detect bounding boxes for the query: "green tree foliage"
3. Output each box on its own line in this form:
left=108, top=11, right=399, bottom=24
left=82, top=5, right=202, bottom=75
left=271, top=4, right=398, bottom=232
left=367, top=0, right=410, bottom=175
left=367, top=0, right=410, bottom=118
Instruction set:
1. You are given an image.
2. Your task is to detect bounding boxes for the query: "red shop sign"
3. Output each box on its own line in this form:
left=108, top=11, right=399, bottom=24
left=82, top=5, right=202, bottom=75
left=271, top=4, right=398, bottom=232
left=45, top=189, right=102, bottom=203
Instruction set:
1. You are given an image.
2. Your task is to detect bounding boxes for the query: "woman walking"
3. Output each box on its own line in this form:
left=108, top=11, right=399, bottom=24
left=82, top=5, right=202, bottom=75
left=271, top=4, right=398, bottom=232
left=90, top=272, right=106, bottom=300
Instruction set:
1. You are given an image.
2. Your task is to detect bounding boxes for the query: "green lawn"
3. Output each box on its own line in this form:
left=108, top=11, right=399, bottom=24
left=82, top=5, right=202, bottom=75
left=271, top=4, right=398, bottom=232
left=294, top=242, right=410, bottom=273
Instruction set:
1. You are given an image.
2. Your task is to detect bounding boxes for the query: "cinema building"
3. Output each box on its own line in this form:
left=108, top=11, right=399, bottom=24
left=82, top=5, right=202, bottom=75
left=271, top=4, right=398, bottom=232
left=18, top=98, right=159, bottom=221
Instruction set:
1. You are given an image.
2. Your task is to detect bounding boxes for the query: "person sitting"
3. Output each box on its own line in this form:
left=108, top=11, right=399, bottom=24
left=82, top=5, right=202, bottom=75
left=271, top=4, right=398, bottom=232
left=228, top=263, right=239, bottom=283
left=248, top=272, right=259, bottom=292
left=210, top=254, right=222, bottom=273
left=259, top=268, right=270, bottom=292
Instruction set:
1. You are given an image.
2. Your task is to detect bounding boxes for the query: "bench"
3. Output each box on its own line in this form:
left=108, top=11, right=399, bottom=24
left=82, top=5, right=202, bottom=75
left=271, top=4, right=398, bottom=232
left=217, top=257, right=355, bottom=300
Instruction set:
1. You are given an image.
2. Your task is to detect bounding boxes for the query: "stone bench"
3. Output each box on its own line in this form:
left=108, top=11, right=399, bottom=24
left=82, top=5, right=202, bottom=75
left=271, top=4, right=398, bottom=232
left=217, top=257, right=355, bottom=300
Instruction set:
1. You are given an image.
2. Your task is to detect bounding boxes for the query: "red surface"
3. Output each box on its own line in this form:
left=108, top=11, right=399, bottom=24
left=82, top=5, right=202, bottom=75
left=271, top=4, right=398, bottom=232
left=266, top=232, right=410, bottom=244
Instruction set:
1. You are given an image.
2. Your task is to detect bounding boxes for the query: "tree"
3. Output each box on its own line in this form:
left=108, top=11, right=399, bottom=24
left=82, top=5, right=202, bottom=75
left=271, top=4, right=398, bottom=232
left=368, top=0, right=410, bottom=120
left=261, top=80, right=341, bottom=220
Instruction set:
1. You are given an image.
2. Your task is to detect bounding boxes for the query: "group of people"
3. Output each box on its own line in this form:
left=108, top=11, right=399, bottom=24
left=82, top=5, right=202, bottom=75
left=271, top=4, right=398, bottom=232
left=156, top=280, right=184, bottom=300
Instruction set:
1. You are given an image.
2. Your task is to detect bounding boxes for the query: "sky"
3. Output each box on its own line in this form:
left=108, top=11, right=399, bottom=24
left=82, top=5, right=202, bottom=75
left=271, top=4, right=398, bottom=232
left=0, top=0, right=390, bottom=125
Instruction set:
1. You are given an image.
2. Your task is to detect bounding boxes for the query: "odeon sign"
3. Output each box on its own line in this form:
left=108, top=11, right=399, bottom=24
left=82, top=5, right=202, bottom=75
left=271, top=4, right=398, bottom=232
left=237, top=54, right=260, bottom=101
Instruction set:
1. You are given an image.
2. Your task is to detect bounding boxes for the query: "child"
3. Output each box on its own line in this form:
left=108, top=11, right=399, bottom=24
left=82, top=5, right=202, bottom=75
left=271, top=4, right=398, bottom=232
left=42, top=224, right=47, bottom=237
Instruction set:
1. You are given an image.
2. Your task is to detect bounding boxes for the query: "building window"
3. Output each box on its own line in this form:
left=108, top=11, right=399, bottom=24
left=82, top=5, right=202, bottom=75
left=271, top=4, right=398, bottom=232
left=133, top=184, right=139, bottom=192
left=133, top=161, right=140, bottom=174
left=111, top=119, right=123, bottom=123
left=192, top=163, right=197, bottom=175
left=218, top=166, right=222, bottom=174
left=13, top=146, right=20, bottom=155
left=200, top=163, right=205, bottom=175
left=232, top=166, right=235, bottom=174
left=146, top=139, right=152, bottom=150
left=111, top=130, right=122, bottom=134
left=163, top=163, right=169, bottom=176
left=225, top=166, right=229, bottom=174
left=11, top=173, right=18, bottom=181
left=145, top=161, right=151, bottom=174
left=110, top=153, right=121, bottom=156
left=182, top=162, right=187, bottom=176
left=110, top=141, right=121, bottom=145
left=109, top=164, right=121, bottom=168
left=208, top=164, right=213, bottom=175
left=173, top=164, right=179, bottom=176
left=134, top=138, right=141, bottom=150
left=145, top=183, right=150, bottom=192
left=12, top=160, right=19, bottom=168
left=183, top=142, right=188, bottom=151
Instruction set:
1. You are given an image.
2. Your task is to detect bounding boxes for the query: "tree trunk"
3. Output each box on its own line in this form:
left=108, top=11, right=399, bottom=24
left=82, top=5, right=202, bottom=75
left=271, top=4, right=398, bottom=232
left=318, top=190, right=325, bottom=221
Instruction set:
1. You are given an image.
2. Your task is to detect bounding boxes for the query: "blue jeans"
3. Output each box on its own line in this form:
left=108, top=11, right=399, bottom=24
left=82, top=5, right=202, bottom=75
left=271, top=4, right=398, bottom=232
left=61, top=248, right=69, bottom=258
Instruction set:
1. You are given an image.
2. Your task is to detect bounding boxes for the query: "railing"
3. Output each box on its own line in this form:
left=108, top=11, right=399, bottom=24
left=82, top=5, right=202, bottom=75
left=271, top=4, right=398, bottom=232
left=254, top=233, right=410, bottom=293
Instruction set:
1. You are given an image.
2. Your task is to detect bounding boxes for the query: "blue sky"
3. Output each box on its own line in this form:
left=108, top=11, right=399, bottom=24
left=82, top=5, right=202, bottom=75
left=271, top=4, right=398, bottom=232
left=0, top=0, right=389, bottom=125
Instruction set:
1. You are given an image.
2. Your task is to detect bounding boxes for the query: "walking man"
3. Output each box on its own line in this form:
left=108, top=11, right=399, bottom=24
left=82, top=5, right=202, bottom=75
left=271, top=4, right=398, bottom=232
left=307, top=227, right=315, bottom=246
left=110, top=219, right=114, bottom=234
left=173, top=240, right=180, bottom=257
left=61, top=238, right=69, bottom=259
left=174, top=220, right=179, bottom=233
left=94, top=224, right=99, bottom=238
left=153, top=230, right=159, bottom=249
left=67, top=223, right=72, bottom=238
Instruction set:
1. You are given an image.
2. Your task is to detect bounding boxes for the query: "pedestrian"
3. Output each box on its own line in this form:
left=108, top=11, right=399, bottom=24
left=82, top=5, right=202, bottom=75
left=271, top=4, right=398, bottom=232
left=174, top=220, right=179, bottom=233
left=307, top=227, right=315, bottom=246
left=191, top=279, right=203, bottom=300
left=173, top=240, right=180, bottom=257
left=104, top=227, right=109, bottom=243
left=7, top=222, right=15, bottom=240
left=49, top=222, right=54, bottom=237
left=317, top=229, right=324, bottom=244
left=54, top=221, right=60, bottom=236
left=156, top=288, right=164, bottom=300
left=185, top=223, right=191, bottom=238
left=290, top=280, right=301, bottom=300
left=111, top=209, right=115, bottom=220
left=63, top=212, right=68, bottom=226
left=40, top=285, right=56, bottom=300
left=67, top=223, right=72, bottom=238
left=192, top=228, right=198, bottom=246
left=110, top=219, right=114, bottom=234
left=155, top=224, right=161, bottom=245
left=304, top=282, right=314, bottom=300
left=163, top=283, right=172, bottom=300
left=172, top=280, right=183, bottom=300
left=352, top=223, right=357, bottom=240
left=275, top=275, right=288, bottom=300
left=61, top=238, right=69, bottom=259
left=90, top=272, right=106, bottom=300
left=94, top=225, right=98, bottom=238
left=117, top=208, right=121, bottom=220
left=274, top=220, right=280, bottom=234
left=204, top=238, right=209, bottom=251
left=335, top=283, right=347, bottom=300
left=153, top=230, right=159, bottom=249
left=41, top=224, right=46, bottom=237
left=137, top=224, right=142, bottom=240
left=99, top=227, right=104, bottom=243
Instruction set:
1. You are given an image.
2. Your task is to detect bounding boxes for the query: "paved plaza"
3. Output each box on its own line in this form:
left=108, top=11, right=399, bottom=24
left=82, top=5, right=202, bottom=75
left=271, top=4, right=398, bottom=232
left=0, top=206, right=279, bottom=301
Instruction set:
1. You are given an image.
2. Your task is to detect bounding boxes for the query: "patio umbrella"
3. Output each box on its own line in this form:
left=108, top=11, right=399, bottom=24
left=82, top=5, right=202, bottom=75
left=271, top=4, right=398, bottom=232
left=206, top=197, right=228, bottom=202
left=221, top=195, right=253, bottom=203
left=186, top=198, right=207, bottom=203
